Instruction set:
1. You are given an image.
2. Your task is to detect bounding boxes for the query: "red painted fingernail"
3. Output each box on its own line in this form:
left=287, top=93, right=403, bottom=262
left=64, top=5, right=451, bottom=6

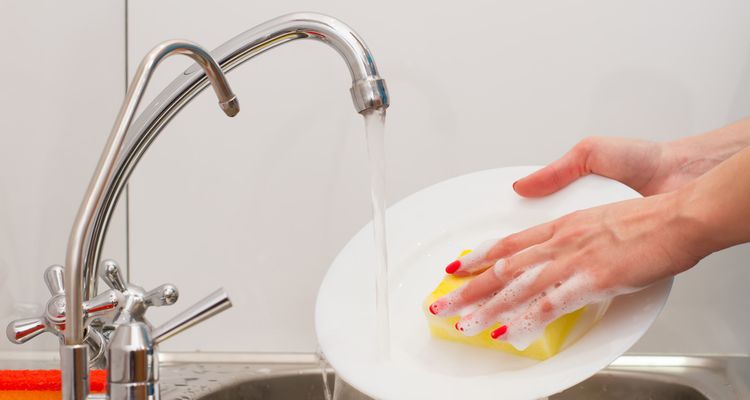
left=454, top=322, right=464, bottom=332
left=490, top=325, right=508, bottom=339
left=445, top=260, right=461, bottom=274
left=429, top=303, right=438, bottom=315
left=512, top=180, right=518, bottom=190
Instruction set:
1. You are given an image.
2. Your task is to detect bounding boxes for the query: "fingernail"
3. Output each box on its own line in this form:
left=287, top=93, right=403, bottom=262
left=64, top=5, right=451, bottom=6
left=490, top=325, right=508, bottom=339
left=445, top=260, right=461, bottom=274
left=454, top=322, right=464, bottom=332
left=512, top=180, right=518, bottom=190
left=429, top=303, right=438, bottom=315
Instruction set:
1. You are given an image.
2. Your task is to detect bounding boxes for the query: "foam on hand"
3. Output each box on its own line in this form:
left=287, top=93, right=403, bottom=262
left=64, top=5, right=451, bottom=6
left=424, top=250, right=585, bottom=360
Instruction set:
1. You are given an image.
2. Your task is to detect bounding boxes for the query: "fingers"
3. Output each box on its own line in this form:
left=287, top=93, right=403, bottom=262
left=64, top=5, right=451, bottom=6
left=453, top=262, right=548, bottom=335
left=444, top=239, right=498, bottom=276
left=455, top=259, right=571, bottom=336
left=514, top=136, right=664, bottom=197
left=430, top=246, right=550, bottom=316
left=430, top=259, right=505, bottom=317
left=432, top=222, right=558, bottom=317
left=447, top=222, right=555, bottom=277
left=513, top=139, right=595, bottom=198
left=500, top=273, right=593, bottom=350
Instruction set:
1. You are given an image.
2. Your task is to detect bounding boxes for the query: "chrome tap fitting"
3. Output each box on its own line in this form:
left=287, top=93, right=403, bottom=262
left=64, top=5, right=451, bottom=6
left=106, top=290, right=231, bottom=400
left=6, top=265, right=119, bottom=367
left=60, top=39, right=239, bottom=400
left=8, top=12, right=389, bottom=400
left=66, top=13, right=389, bottom=337
left=98, top=260, right=179, bottom=327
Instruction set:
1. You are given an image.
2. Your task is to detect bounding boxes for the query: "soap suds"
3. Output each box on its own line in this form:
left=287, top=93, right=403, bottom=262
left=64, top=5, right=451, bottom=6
left=457, top=263, right=547, bottom=336
left=456, top=239, right=500, bottom=273
left=502, top=272, right=638, bottom=350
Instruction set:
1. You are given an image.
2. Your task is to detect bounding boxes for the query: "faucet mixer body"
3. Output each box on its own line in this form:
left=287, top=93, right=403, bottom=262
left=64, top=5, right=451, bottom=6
left=70, top=12, right=389, bottom=313
left=7, top=12, right=388, bottom=400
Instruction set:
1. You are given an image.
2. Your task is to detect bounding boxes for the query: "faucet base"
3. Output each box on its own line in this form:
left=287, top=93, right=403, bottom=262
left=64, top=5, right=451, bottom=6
left=61, top=344, right=90, bottom=400
left=109, top=382, right=161, bottom=400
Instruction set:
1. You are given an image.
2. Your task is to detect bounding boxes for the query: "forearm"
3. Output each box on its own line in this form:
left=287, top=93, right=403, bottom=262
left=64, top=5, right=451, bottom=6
left=669, top=117, right=750, bottom=169
left=681, top=145, right=750, bottom=255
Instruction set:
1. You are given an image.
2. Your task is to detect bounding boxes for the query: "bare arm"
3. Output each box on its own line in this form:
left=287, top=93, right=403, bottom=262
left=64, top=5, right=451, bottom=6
left=514, top=117, right=750, bottom=197
left=683, top=145, right=750, bottom=254
left=429, top=120, right=750, bottom=348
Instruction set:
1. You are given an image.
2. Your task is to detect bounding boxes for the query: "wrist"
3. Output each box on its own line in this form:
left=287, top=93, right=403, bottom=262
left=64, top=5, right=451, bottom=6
left=664, top=184, right=720, bottom=261
left=670, top=175, right=742, bottom=258
left=668, top=119, right=750, bottom=169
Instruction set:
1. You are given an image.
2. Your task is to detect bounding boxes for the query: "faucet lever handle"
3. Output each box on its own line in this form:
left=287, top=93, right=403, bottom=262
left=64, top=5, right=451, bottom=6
left=43, top=264, right=65, bottom=296
left=6, top=265, right=111, bottom=366
left=98, top=259, right=179, bottom=326
left=7, top=288, right=120, bottom=345
left=6, top=317, right=47, bottom=344
left=144, top=284, right=179, bottom=308
left=7, top=265, right=67, bottom=344
left=83, top=289, right=121, bottom=319
left=152, top=288, right=231, bottom=344
left=99, top=259, right=127, bottom=292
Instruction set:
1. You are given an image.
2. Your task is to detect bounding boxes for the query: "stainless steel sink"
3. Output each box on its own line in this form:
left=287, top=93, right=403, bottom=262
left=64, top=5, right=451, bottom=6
left=0, top=353, right=745, bottom=399
left=154, top=354, right=748, bottom=400
left=180, top=370, right=708, bottom=400
left=191, top=372, right=336, bottom=400
left=553, top=370, right=709, bottom=399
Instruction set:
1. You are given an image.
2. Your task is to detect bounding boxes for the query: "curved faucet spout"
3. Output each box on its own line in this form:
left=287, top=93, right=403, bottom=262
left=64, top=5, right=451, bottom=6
left=199, top=12, right=390, bottom=112
left=61, top=13, right=389, bottom=400
left=64, top=40, right=239, bottom=345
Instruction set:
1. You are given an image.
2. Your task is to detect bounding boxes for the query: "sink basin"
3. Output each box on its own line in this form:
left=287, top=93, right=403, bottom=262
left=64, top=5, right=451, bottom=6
left=194, top=371, right=364, bottom=400
left=193, top=369, right=708, bottom=400
left=553, top=371, right=708, bottom=399
left=152, top=354, right=748, bottom=400
left=195, top=372, right=335, bottom=400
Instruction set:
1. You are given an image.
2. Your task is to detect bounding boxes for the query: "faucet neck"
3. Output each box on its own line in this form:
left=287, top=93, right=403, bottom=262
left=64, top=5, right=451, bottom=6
left=61, top=13, right=389, bottom=400
left=201, top=13, right=389, bottom=111
left=62, top=40, right=238, bottom=400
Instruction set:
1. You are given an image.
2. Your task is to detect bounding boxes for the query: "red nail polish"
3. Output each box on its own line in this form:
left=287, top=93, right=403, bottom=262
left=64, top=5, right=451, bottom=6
left=512, top=180, right=518, bottom=190
left=491, top=325, right=508, bottom=339
left=429, top=303, right=438, bottom=315
left=445, top=260, right=461, bottom=274
left=454, top=322, right=463, bottom=331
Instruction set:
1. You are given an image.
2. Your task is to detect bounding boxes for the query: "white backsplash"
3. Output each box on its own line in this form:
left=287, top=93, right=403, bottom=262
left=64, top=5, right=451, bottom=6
left=0, top=0, right=748, bottom=357
left=0, top=1, right=128, bottom=352
left=126, top=0, right=750, bottom=354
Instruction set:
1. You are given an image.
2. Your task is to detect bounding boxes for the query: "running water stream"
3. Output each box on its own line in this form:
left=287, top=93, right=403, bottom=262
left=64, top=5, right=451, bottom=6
left=363, top=107, right=390, bottom=361
left=318, top=107, right=390, bottom=399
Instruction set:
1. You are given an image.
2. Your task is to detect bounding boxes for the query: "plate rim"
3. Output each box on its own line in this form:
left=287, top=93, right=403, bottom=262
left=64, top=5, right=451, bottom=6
left=315, top=166, right=673, bottom=399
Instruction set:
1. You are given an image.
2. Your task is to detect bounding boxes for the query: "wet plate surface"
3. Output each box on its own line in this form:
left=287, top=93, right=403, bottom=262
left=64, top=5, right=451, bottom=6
left=316, top=166, right=673, bottom=400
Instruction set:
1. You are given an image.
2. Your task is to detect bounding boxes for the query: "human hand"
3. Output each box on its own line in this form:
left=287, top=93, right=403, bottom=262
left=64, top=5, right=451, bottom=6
left=428, top=192, right=707, bottom=349
left=515, top=119, right=750, bottom=198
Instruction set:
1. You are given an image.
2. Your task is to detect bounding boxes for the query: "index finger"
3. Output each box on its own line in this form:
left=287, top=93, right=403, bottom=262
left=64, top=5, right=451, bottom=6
left=447, top=221, right=555, bottom=276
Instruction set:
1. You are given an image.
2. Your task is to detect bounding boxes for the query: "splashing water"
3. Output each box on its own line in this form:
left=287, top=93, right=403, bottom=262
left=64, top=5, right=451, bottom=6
left=317, top=348, right=333, bottom=400
left=363, top=107, right=390, bottom=361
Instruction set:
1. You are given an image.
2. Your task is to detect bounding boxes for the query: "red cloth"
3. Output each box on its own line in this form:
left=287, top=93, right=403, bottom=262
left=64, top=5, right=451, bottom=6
left=0, top=370, right=106, bottom=392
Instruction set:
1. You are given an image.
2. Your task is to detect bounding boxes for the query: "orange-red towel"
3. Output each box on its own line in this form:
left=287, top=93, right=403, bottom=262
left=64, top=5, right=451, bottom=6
left=0, top=370, right=106, bottom=400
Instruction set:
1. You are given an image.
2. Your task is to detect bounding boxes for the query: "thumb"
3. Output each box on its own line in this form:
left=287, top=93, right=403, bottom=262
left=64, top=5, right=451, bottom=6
left=514, top=139, right=594, bottom=198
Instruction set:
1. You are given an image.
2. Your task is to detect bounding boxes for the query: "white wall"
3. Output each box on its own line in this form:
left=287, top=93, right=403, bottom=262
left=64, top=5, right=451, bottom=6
left=126, top=0, right=750, bottom=354
left=0, top=0, right=747, bottom=358
left=0, top=1, right=127, bottom=352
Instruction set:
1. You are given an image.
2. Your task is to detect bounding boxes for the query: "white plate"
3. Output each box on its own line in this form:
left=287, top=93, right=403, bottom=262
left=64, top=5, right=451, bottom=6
left=316, top=166, right=672, bottom=400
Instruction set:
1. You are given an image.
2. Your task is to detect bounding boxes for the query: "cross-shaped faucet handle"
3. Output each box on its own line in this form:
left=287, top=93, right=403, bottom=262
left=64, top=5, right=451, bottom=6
left=98, top=259, right=179, bottom=325
left=6, top=265, right=121, bottom=364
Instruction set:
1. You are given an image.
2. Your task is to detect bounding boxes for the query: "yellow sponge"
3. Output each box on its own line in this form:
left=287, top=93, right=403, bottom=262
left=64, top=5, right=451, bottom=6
left=424, top=250, right=582, bottom=360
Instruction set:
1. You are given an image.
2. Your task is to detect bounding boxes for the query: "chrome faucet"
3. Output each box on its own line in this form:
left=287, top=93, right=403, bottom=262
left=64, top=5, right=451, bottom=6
left=6, top=12, right=388, bottom=400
